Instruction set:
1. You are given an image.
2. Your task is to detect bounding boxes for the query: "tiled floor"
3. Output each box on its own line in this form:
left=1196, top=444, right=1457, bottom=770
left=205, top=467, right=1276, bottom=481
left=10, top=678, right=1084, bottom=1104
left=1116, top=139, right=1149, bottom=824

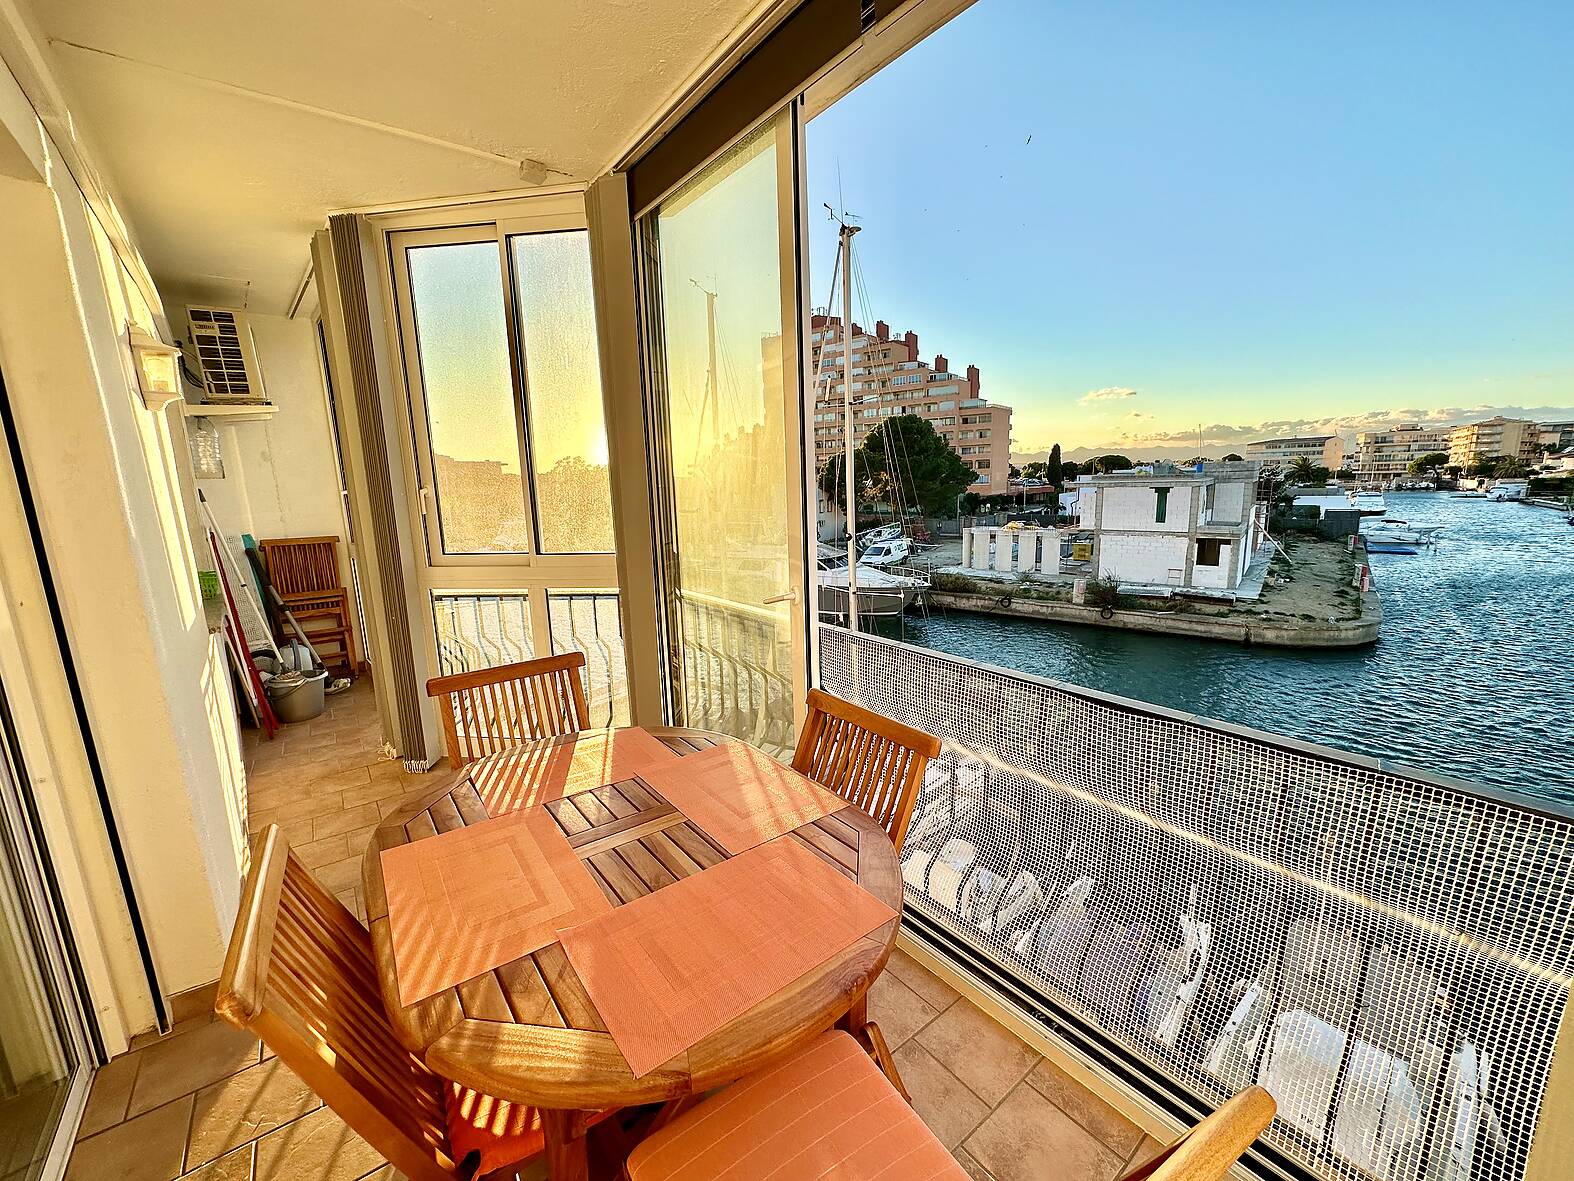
left=65, top=679, right=1161, bottom=1181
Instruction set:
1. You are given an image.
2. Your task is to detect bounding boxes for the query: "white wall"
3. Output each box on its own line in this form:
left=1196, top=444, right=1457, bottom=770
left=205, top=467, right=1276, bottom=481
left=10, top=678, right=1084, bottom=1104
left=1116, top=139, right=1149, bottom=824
left=1097, top=534, right=1190, bottom=586
left=1099, top=484, right=1198, bottom=532
left=0, top=73, right=247, bottom=1043
left=1191, top=542, right=1233, bottom=589
left=194, top=313, right=346, bottom=551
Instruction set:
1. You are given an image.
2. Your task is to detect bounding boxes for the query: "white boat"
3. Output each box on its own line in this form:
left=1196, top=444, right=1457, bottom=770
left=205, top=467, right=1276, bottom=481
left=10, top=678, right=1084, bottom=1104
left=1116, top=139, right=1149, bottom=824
left=1485, top=480, right=1529, bottom=502
left=817, top=564, right=927, bottom=620
left=1351, top=490, right=1388, bottom=515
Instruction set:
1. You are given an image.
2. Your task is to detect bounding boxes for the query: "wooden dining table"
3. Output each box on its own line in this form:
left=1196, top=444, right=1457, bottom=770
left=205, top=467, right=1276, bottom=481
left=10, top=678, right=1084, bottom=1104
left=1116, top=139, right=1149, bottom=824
left=360, top=726, right=903, bottom=1180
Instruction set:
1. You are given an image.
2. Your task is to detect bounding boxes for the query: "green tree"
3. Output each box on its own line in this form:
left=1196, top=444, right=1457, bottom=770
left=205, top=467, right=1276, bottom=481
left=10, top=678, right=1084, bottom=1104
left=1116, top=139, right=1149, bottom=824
left=1221, top=452, right=1245, bottom=462
left=1493, top=456, right=1530, bottom=478
left=1090, top=453, right=1133, bottom=474
left=1467, top=452, right=1498, bottom=477
left=1062, top=459, right=1082, bottom=479
left=1407, top=451, right=1449, bottom=477
left=859, top=414, right=979, bottom=516
left=1046, top=443, right=1064, bottom=487
left=1286, top=456, right=1324, bottom=485
left=1020, top=461, right=1048, bottom=480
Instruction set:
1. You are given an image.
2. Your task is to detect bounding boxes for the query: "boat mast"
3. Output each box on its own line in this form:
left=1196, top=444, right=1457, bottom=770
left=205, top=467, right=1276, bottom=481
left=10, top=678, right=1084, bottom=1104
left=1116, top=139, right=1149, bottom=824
left=839, top=219, right=861, bottom=631
left=691, top=279, right=719, bottom=467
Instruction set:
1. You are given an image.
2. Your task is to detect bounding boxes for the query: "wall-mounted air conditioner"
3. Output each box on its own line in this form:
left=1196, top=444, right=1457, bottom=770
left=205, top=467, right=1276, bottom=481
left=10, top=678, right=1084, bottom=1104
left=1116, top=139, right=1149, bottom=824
left=184, top=306, right=266, bottom=402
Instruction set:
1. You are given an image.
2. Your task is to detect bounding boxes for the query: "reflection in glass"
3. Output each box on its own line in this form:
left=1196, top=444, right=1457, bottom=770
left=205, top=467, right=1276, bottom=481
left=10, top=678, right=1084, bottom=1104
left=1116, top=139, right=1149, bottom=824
left=548, top=591, right=630, bottom=727
left=0, top=840, right=71, bottom=1181
left=511, top=233, right=615, bottom=554
left=432, top=592, right=534, bottom=675
left=406, top=243, right=530, bottom=554
left=651, top=116, right=795, bottom=753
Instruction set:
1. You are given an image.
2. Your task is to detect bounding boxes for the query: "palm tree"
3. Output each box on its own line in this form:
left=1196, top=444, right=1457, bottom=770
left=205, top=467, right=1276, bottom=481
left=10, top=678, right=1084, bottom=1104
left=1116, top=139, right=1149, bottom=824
left=1286, top=455, right=1320, bottom=486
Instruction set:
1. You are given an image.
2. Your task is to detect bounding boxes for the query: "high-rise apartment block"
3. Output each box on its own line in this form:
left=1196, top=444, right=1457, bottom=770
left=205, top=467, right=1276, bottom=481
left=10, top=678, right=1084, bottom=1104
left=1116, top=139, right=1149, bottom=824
left=808, top=315, right=1013, bottom=495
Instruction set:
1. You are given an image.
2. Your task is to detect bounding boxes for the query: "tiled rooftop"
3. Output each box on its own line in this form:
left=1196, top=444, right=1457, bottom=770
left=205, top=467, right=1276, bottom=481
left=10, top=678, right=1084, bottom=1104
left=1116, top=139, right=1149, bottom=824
left=65, top=681, right=1162, bottom=1181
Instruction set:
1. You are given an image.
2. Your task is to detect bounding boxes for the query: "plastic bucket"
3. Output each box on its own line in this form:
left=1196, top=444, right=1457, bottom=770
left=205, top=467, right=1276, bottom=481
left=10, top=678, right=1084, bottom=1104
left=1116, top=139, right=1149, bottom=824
left=265, top=667, right=328, bottom=724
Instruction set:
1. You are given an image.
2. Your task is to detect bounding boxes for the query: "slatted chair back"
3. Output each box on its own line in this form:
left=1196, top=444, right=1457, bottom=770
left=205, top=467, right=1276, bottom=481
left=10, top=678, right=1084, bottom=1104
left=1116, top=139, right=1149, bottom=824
left=426, top=652, right=590, bottom=768
left=260, top=536, right=343, bottom=596
left=215, top=826, right=462, bottom=1181
left=1117, top=1086, right=1276, bottom=1181
left=791, top=688, right=942, bottom=851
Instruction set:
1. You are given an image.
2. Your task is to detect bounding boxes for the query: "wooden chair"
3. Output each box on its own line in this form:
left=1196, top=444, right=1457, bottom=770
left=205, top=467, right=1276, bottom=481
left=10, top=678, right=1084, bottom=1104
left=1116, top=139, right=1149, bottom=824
left=791, top=688, right=942, bottom=852
left=259, top=536, right=357, bottom=675
left=426, top=652, right=590, bottom=768
left=1119, top=1085, right=1276, bottom=1181
left=625, top=1027, right=965, bottom=1181
left=215, top=825, right=552, bottom=1181
left=627, top=1029, right=1274, bottom=1181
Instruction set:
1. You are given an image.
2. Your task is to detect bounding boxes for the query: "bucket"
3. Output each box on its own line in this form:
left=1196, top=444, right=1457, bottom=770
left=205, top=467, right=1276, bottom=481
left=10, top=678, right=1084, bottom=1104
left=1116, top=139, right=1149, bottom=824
left=265, top=667, right=328, bottom=724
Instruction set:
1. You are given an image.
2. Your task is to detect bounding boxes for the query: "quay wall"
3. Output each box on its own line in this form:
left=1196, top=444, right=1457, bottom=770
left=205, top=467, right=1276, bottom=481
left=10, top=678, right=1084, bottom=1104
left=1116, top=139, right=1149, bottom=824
left=926, top=590, right=1382, bottom=648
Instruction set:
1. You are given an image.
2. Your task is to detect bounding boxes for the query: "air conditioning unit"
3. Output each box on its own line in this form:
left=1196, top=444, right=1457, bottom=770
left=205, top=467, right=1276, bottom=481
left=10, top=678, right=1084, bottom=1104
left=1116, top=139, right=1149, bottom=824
left=184, top=306, right=266, bottom=402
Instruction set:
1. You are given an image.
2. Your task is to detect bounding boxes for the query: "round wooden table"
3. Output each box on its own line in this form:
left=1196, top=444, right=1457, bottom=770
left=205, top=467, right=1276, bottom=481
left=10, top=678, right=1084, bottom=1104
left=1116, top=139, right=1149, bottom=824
left=361, top=726, right=902, bottom=1179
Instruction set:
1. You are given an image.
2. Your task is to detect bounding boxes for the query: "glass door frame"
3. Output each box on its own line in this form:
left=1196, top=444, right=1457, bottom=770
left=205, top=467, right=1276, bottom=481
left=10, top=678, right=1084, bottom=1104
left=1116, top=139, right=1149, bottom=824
left=382, top=195, right=626, bottom=709
left=633, top=103, right=815, bottom=744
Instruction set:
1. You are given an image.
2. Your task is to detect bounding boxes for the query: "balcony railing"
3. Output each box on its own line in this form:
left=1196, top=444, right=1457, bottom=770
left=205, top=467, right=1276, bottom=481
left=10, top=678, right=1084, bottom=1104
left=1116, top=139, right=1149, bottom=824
left=820, top=624, right=1573, bottom=1181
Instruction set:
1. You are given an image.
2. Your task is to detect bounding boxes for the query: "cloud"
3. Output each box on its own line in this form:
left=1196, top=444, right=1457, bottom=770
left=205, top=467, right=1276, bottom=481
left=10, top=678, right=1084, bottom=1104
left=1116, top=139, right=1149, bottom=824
left=1127, top=410, right=1154, bottom=420
left=1080, top=386, right=1137, bottom=404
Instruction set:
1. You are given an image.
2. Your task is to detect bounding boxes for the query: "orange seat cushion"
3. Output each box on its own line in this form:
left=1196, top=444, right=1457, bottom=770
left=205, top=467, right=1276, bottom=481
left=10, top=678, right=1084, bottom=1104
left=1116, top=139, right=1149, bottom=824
left=442, top=1082, right=547, bottom=1176
left=627, top=1030, right=968, bottom=1180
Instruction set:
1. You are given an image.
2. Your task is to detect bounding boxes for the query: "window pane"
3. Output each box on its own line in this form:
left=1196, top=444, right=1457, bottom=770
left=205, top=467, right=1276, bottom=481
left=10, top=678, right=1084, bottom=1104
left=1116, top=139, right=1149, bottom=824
left=652, top=116, right=795, bottom=754
left=432, top=591, right=534, bottom=675
left=548, top=591, right=629, bottom=727
left=406, top=242, right=529, bottom=554
left=511, top=232, right=615, bottom=553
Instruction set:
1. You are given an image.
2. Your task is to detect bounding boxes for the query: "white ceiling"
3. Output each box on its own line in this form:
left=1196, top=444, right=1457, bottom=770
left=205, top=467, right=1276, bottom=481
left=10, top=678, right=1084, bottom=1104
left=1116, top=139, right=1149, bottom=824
left=25, top=0, right=760, bottom=313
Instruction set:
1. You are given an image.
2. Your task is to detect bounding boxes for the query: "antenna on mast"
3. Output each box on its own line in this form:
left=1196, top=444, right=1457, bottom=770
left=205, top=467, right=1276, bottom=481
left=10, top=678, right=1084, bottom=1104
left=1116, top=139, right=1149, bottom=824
left=827, top=209, right=862, bottom=630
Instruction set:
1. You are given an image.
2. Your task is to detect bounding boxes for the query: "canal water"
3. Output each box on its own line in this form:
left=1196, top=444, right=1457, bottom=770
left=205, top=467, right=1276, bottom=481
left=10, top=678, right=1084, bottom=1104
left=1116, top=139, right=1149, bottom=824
left=884, top=493, right=1574, bottom=802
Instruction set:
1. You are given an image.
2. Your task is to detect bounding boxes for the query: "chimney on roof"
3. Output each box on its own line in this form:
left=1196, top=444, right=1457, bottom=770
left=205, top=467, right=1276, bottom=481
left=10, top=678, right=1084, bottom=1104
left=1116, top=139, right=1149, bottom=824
left=934, top=354, right=948, bottom=373
left=966, top=364, right=980, bottom=396
left=875, top=320, right=889, bottom=341
left=851, top=322, right=864, bottom=339
left=903, top=330, right=918, bottom=356
left=811, top=313, right=828, bottom=329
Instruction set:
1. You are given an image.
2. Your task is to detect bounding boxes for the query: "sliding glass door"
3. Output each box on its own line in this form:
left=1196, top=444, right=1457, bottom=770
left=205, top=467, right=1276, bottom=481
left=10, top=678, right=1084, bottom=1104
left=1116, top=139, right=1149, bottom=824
left=639, top=109, right=810, bottom=754
left=389, top=206, right=629, bottom=726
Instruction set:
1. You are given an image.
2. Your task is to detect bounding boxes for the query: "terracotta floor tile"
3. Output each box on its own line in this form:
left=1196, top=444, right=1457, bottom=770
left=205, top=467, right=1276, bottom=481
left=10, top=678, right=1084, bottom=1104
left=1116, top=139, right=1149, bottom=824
left=1026, top=1057, right=1144, bottom=1156
left=129, top=1021, right=261, bottom=1117
left=185, top=1060, right=322, bottom=1168
left=916, top=1000, right=1040, bottom=1106
left=295, top=834, right=350, bottom=870
left=963, top=1083, right=1126, bottom=1181
left=868, top=969, right=941, bottom=1049
left=313, top=803, right=380, bottom=840
left=1123, top=1135, right=1164, bottom=1173
left=77, top=1049, right=140, bottom=1136
left=953, top=1148, right=999, bottom=1181
left=890, top=1041, right=992, bottom=1150
left=252, top=1108, right=383, bottom=1181
left=177, top=1143, right=254, bottom=1180
left=311, top=856, right=363, bottom=896
left=887, top=946, right=961, bottom=1011
left=65, top=1096, right=193, bottom=1181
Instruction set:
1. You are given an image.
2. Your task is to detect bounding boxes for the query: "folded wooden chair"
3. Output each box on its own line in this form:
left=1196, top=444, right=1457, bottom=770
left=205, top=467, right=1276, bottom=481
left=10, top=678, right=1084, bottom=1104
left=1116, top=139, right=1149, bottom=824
left=426, top=652, right=590, bottom=768
left=792, top=688, right=942, bottom=852
left=216, top=825, right=549, bottom=1181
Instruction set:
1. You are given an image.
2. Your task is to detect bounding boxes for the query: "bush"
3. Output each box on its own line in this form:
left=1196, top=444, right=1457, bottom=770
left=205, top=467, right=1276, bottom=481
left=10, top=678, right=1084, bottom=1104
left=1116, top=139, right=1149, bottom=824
left=1083, top=576, right=1130, bottom=610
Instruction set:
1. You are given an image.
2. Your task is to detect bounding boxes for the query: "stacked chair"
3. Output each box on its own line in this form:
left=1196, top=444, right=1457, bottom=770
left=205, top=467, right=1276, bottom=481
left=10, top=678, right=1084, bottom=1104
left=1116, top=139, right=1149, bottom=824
left=258, top=535, right=357, bottom=676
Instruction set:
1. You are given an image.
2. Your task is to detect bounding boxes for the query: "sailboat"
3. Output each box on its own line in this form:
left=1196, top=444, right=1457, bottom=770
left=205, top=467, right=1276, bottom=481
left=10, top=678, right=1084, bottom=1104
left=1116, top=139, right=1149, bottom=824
left=815, top=214, right=928, bottom=624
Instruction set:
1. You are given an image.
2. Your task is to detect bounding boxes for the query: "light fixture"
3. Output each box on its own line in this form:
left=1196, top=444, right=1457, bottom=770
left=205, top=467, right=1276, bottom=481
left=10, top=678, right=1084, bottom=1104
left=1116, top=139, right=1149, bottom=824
left=127, top=328, right=184, bottom=410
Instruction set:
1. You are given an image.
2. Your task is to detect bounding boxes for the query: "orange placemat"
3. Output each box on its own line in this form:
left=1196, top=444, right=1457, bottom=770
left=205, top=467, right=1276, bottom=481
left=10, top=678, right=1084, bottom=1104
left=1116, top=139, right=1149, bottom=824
left=634, top=741, right=850, bottom=854
left=469, top=727, right=680, bottom=816
left=381, top=808, right=611, bottom=1006
left=557, top=837, right=897, bottom=1077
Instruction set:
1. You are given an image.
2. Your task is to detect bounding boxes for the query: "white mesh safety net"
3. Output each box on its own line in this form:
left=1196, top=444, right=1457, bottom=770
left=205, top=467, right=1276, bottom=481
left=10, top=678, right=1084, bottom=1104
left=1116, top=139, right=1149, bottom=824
left=820, top=625, right=1572, bottom=1181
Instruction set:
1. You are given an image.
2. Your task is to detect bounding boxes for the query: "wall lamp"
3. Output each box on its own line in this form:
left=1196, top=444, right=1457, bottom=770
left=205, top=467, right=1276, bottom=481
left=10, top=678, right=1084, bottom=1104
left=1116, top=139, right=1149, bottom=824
left=127, top=328, right=184, bottom=411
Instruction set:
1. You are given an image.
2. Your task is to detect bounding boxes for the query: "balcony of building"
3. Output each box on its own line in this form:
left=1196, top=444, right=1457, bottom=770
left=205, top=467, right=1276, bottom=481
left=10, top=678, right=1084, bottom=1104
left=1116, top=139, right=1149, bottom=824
left=0, top=2, right=1569, bottom=1181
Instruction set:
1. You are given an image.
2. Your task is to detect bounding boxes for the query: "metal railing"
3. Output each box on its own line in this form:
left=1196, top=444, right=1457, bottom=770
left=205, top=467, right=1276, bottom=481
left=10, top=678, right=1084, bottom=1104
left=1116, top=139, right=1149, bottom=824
left=819, top=624, right=1573, bottom=1181
left=675, top=590, right=794, bottom=756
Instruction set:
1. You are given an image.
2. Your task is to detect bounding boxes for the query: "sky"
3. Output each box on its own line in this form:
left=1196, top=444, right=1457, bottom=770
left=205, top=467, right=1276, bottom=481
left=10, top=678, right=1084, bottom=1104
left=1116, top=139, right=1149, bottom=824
left=806, top=0, right=1574, bottom=459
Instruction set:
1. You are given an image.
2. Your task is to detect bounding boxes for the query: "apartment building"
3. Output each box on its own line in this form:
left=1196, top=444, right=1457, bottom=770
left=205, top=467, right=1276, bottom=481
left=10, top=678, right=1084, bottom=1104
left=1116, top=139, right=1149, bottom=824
left=1538, top=420, right=1574, bottom=451
left=808, top=314, right=1013, bottom=494
left=1448, top=416, right=1542, bottom=467
left=1352, top=423, right=1454, bottom=484
left=1244, top=434, right=1345, bottom=472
